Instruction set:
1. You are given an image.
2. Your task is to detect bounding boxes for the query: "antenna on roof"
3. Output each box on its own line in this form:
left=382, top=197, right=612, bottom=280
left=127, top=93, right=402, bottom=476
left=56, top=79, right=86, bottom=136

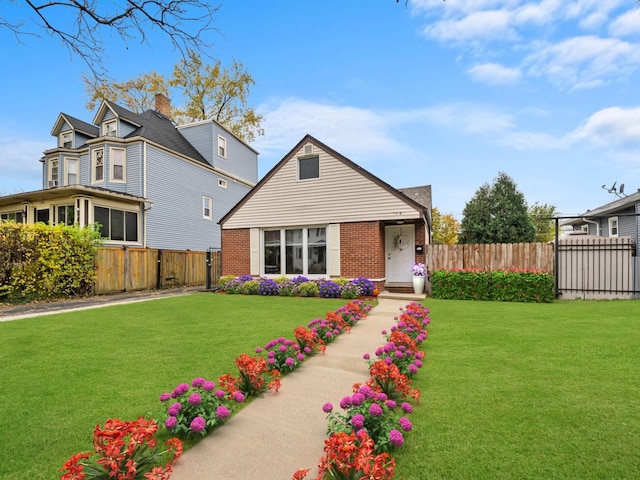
left=601, top=181, right=627, bottom=198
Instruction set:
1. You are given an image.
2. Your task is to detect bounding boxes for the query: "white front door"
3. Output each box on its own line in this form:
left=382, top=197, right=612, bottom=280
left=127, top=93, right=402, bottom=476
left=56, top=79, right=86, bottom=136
left=385, top=225, right=415, bottom=283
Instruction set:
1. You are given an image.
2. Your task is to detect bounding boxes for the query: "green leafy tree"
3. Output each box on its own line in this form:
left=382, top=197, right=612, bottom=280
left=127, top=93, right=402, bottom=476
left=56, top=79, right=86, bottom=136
left=529, top=202, right=558, bottom=242
left=459, top=172, right=535, bottom=244
left=432, top=207, right=460, bottom=245
left=84, top=52, right=264, bottom=143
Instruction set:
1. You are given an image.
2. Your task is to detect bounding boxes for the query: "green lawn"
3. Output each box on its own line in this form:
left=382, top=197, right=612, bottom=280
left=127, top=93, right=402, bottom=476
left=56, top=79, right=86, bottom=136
left=0, top=294, right=348, bottom=480
left=2, top=295, right=639, bottom=479
left=395, top=299, right=640, bottom=480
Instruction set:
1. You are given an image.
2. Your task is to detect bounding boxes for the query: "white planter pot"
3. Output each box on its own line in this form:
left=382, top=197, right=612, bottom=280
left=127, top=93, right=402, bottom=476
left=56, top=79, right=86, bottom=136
left=412, top=275, right=425, bottom=294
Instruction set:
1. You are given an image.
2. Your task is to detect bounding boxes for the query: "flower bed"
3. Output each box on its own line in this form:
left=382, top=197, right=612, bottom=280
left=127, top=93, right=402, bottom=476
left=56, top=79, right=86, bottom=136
left=295, top=301, right=430, bottom=480
left=219, top=275, right=378, bottom=299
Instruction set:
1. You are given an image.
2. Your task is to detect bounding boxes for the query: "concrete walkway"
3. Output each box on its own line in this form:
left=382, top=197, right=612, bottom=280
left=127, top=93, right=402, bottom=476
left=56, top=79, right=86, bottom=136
left=171, top=293, right=423, bottom=480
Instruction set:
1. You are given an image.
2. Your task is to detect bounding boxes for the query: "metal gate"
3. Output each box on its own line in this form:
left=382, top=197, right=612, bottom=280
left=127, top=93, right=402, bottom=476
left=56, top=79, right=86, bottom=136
left=556, top=236, right=638, bottom=299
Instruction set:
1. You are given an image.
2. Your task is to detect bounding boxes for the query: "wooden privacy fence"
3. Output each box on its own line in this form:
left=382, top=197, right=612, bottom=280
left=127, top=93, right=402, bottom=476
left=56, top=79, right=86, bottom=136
left=94, top=247, right=221, bottom=294
left=426, top=242, right=555, bottom=273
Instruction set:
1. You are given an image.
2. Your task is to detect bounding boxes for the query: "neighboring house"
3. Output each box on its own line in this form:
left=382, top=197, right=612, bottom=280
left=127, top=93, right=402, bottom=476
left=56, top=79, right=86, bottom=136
left=0, top=95, right=258, bottom=251
left=563, top=189, right=640, bottom=241
left=219, top=134, right=432, bottom=290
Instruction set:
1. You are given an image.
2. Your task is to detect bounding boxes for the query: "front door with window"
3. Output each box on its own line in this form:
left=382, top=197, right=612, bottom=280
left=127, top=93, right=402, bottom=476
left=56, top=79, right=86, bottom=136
left=385, top=225, right=415, bottom=283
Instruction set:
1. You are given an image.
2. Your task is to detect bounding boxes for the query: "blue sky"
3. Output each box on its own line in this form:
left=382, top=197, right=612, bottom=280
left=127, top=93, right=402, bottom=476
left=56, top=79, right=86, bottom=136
left=2, top=0, right=640, bottom=219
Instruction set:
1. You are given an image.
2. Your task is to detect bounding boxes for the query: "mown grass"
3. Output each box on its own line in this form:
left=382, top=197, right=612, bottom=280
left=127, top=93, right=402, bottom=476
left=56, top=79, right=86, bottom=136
left=395, top=299, right=640, bottom=480
left=0, top=294, right=348, bottom=480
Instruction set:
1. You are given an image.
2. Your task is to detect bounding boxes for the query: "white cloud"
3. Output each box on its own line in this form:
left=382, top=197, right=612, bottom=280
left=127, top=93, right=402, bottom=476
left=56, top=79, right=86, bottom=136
left=512, top=0, right=562, bottom=27
left=422, top=9, right=516, bottom=43
left=564, top=0, right=628, bottom=29
left=501, top=131, right=566, bottom=150
left=568, top=106, right=640, bottom=149
left=524, top=36, right=640, bottom=89
left=0, top=133, right=48, bottom=193
left=419, top=103, right=515, bottom=134
left=609, top=9, right=640, bottom=37
left=467, top=62, right=522, bottom=85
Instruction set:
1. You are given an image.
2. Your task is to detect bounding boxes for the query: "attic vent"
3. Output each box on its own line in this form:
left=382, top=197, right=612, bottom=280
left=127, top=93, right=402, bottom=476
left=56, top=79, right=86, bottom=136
left=304, top=144, right=313, bottom=155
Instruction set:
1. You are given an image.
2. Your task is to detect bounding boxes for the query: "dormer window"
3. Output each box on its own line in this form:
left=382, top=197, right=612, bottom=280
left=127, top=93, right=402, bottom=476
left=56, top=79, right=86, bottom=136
left=104, top=120, right=117, bottom=137
left=61, top=131, right=73, bottom=148
left=218, top=135, right=227, bottom=158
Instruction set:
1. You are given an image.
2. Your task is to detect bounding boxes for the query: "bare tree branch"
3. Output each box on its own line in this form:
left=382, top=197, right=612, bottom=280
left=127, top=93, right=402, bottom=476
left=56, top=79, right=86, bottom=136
left=3, top=0, right=221, bottom=78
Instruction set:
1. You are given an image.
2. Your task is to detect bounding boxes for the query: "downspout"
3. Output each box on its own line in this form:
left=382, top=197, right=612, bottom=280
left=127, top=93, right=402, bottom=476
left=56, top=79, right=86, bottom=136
left=583, top=217, right=600, bottom=236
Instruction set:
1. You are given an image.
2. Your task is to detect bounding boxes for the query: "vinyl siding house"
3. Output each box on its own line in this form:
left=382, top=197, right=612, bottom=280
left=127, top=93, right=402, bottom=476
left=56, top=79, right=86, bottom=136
left=564, top=189, right=640, bottom=241
left=219, top=135, right=432, bottom=291
left=0, top=95, right=258, bottom=251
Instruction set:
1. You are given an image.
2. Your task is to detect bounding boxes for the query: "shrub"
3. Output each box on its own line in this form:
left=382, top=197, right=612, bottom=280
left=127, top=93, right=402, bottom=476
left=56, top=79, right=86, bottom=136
left=218, top=275, right=236, bottom=290
left=241, top=279, right=260, bottom=295
left=237, top=274, right=254, bottom=283
left=225, top=277, right=246, bottom=295
left=261, top=337, right=305, bottom=374
left=291, top=275, right=310, bottom=285
left=278, top=280, right=299, bottom=297
left=273, top=276, right=290, bottom=284
left=340, top=281, right=363, bottom=299
left=257, top=278, right=279, bottom=296
left=334, top=277, right=349, bottom=286
left=319, top=280, right=342, bottom=298
left=352, top=277, right=375, bottom=296
left=298, top=281, right=320, bottom=297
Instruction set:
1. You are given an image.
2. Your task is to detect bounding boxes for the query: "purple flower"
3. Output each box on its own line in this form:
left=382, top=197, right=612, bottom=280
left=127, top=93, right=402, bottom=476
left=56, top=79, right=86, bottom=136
left=376, top=392, right=388, bottom=402
left=351, top=414, right=365, bottom=430
left=268, top=358, right=275, bottom=365
left=322, top=402, right=334, bottom=413
left=192, top=377, right=205, bottom=388
left=384, top=357, right=393, bottom=365
left=359, top=385, right=375, bottom=398
left=381, top=330, right=387, bottom=335
left=368, top=403, right=383, bottom=417
left=363, top=353, right=370, bottom=360
left=255, top=347, right=263, bottom=354
left=216, top=405, right=231, bottom=420
left=233, top=391, right=245, bottom=403
left=399, top=417, right=413, bottom=432
left=386, top=399, right=397, bottom=409
left=304, top=347, right=311, bottom=354
left=159, top=392, right=171, bottom=402
left=202, top=380, right=215, bottom=391
left=340, top=396, right=352, bottom=409
left=395, top=350, right=404, bottom=359
left=408, top=364, right=418, bottom=375
left=215, top=390, right=226, bottom=399
left=414, top=359, right=423, bottom=368
left=389, top=429, right=404, bottom=447
left=401, top=402, right=413, bottom=414
left=285, top=357, right=295, bottom=367
left=187, top=393, right=202, bottom=406
left=279, top=345, right=288, bottom=353
left=168, top=402, right=182, bottom=416
left=267, top=351, right=276, bottom=358
left=297, top=353, right=305, bottom=362
left=174, top=383, right=190, bottom=396
left=190, top=416, right=206, bottom=433
left=165, top=416, right=178, bottom=429
left=351, top=393, right=365, bottom=407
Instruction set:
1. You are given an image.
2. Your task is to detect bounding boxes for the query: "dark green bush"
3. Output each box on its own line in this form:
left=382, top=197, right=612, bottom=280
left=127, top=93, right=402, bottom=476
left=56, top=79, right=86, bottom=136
left=431, top=268, right=554, bottom=303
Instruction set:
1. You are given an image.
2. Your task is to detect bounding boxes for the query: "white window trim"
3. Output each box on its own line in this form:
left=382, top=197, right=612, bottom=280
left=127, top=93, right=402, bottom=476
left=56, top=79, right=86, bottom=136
left=49, top=159, right=59, bottom=187
left=109, top=147, right=126, bottom=183
left=60, top=131, right=73, bottom=148
left=218, top=178, right=228, bottom=189
left=64, top=157, right=79, bottom=186
left=104, top=120, right=117, bottom=137
left=580, top=224, right=589, bottom=233
left=92, top=148, right=105, bottom=183
left=203, top=196, right=213, bottom=220
left=218, top=135, right=227, bottom=159
left=608, top=216, right=619, bottom=237
left=261, top=225, right=328, bottom=277
left=297, top=155, right=320, bottom=181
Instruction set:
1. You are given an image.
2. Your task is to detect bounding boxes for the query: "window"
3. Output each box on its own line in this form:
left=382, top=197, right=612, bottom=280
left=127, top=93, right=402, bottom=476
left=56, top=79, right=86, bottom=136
left=56, top=205, right=75, bottom=225
left=36, top=208, right=50, bottom=224
left=93, top=149, right=104, bottom=182
left=298, top=156, right=319, bottom=180
left=263, top=227, right=326, bottom=276
left=66, top=158, right=78, bottom=185
left=203, top=196, right=213, bottom=220
left=61, top=131, right=73, bottom=148
left=49, top=159, right=59, bottom=187
left=218, top=178, right=228, bottom=189
left=609, top=217, right=619, bottom=237
left=580, top=224, right=589, bottom=233
left=104, top=120, right=117, bottom=137
left=218, top=135, right=227, bottom=158
left=1, top=211, right=25, bottom=223
left=94, top=206, right=138, bottom=242
left=110, top=148, right=125, bottom=182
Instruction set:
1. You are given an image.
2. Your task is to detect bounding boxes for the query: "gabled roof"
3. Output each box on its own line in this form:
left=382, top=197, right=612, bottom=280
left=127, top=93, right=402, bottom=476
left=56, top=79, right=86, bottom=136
left=563, top=189, right=640, bottom=225
left=92, top=100, right=208, bottom=165
left=50, top=113, right=99, bottom=138
left=220, top=134, right=429, bottom=225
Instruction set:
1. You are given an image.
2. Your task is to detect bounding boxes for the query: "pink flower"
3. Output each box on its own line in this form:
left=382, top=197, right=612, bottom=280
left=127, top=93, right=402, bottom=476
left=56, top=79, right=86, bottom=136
left=401, top=402, right=413, bottom=413
left=216, top=405, right=230, bottom=420
left=159, top=392, right=171, bottom=402
left=389, top=429, right=404, bottom=447
left=190, top=416, right=206, bottom=433
left=399, top=417, right=413, bottom=432
left=322, top=402, right=333, bottom=413
left=165, top=416, right=178, bottom=429
left=368, top=403, right=383, bottom=417
left=192, top=377, right=205, bottom=387
left=351, top=414, right=365, bottom=430
left=168, top=402, right=182, bottom=416
left=233, top=391, right=245, bottom=403
left=202, top=380, right=215, bottom=391
left=187, top=393, right=202, bottom=405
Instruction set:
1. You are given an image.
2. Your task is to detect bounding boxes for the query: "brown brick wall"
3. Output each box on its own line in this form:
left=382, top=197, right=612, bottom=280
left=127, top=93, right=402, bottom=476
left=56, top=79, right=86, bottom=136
left=221, top=228, right=251, bottom=276
left=340, top=221, right=386, bottom=290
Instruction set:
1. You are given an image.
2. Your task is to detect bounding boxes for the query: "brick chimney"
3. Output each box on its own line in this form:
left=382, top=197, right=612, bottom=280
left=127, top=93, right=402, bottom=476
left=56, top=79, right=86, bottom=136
left=155, top=93, right=171, bottom=117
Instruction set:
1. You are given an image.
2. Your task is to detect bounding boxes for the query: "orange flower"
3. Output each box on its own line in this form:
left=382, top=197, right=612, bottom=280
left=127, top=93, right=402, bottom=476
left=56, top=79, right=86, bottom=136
left=291, top=468, right=311, bottom=480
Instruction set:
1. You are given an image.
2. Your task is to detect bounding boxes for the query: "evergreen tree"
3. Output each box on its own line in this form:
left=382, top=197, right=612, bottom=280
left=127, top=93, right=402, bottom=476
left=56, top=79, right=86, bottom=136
left=459, top=172, right=535, bottom=244
left=529, top=202, right=558, bottom=242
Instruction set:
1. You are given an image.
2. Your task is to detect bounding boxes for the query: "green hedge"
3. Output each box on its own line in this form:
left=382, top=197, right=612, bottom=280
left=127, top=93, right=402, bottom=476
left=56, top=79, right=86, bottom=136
left=0, top=222, right=102, bottom=302
left=431, top=268, right=554, bottom=303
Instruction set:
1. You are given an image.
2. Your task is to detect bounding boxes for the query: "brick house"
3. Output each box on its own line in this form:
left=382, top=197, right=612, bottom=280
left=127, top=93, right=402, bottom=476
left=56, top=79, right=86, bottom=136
left=218, top=134, right=432, bottom=291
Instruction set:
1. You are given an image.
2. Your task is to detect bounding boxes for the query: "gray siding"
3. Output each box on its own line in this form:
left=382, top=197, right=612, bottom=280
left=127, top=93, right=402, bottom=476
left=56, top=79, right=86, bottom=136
left=143, top=144, right=251, bottom=250
left=178, top=121, right=258, bottom=183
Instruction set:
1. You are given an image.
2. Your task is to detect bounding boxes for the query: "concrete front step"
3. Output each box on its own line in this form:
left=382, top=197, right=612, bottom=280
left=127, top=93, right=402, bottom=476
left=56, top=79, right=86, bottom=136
left=377, top=291, right=427, bottom=302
